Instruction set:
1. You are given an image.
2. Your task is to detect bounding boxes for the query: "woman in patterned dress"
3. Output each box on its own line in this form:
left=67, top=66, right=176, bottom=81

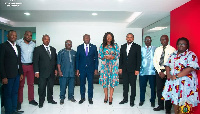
left=99, top=32, right=120, bottom=105
left=162, top=37, right=199, bottom=114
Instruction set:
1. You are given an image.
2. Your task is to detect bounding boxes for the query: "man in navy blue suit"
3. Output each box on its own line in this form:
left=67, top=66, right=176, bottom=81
left=76, top=34, right=98, bottom=104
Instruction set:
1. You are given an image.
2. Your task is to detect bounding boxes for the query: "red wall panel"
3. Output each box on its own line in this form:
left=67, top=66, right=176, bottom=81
left=170, top=0, right=200, bottom=113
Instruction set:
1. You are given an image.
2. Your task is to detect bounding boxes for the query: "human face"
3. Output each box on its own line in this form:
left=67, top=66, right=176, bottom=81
left=7, top=31, right=17, bottom=43
left=24, top=31, right=32, bottom=43
left=144, top=37, right=151, bottom=47
left=177, top=40, right=188, bottom=53
left=42, top=36, right=50, bottom=46
left=107, top=34, right=112, bottom=43
left=65, top=40, right=72, bottom=50
left=160, top=36, right=168, bottom=47
left=83, top=35, right=90, bottom=44
left=126, top=34, right=134, bottom=44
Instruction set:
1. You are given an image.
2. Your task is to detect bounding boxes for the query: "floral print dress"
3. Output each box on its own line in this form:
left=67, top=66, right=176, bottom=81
left=98, top=43, right=120, bottom=88
left=162, top=49, right=199, bottom=107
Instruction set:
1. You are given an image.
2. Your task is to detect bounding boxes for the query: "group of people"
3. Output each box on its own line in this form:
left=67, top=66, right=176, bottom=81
left=0, top=30, right=199, bottom=114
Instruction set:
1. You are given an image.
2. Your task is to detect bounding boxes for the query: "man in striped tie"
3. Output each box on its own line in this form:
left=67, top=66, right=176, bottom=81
left=139, top=36, right=157, bottom=107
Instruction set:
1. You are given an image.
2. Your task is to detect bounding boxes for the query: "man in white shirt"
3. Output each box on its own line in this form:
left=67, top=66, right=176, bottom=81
left=153, top=35, right=176, bottom=114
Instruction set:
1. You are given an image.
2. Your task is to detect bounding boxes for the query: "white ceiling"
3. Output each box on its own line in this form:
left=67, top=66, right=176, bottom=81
left=0, top=0, right=190, bottom=28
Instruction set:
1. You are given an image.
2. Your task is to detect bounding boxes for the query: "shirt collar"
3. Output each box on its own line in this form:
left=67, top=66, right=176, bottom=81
left=43, top=44, right=50, bottom=48
left=145, top=45, right=152, bottom=49
left=84, top=43, right=89, bottom=47
left=127, top=42, right=133, bottom=46
left=7, top=40, right=16, bottom=46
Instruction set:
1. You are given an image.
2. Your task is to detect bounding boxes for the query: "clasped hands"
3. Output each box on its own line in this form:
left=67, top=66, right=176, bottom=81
left=104, top=55, right=114, bottom=60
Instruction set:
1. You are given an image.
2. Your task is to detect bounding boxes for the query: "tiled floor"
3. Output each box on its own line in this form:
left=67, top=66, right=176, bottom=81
left=1, top=79, right=170, bottom=114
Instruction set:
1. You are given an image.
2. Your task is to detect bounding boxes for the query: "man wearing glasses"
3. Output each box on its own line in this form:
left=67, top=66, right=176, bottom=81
left=57, top=40, right=77, bottom=105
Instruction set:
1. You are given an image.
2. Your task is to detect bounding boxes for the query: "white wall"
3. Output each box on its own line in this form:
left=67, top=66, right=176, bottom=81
left=14, top=22, right=142, bottom=52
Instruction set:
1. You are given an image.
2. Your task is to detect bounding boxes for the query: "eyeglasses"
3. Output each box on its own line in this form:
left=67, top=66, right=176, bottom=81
left=145, top=39, right=151, bottom=41
left=177, top=43, right=187, bottom=46
left=65, top=43, right=72, bottom=45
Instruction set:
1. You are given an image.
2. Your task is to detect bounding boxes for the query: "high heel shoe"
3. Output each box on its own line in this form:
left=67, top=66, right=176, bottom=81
left=104, top=98, right=108, bottom=103
left=109, top=97, right=113, bottom=105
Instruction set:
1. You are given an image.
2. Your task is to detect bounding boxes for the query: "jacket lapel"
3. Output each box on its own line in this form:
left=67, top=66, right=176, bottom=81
left=6, top=41, right=18, bottom=57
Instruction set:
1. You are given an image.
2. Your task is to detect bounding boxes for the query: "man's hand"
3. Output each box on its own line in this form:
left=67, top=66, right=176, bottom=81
left=166, top=73, right=172, bottom=80
left=55, top=70, right=58, bottom=76
left=2, top=78, right=8, bottom=84
left=171, top=75, right=177, bottom=81
left=58, top=71, right=63, bottom=76
left=119, top=69, right=122, bottom=74
left=135, top=71, right=139, bottom=75
left=94, top=70, right=98, bottom=75
left=159, top=72, right=165, bottom=79
left=20, top=74, right=23, bottom=81
left=35, top=73, right=39, bottom=78
left=76, top=70, right=80, bottom=77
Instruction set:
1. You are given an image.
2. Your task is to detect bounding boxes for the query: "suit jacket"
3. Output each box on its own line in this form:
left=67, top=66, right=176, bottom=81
left=33, top=45, right=57, bottom=78
left=0, top=41, right=23, bottom=79
left=119, top=42, right=141, bottom=72
left=76, top=43, right=98, bottom=73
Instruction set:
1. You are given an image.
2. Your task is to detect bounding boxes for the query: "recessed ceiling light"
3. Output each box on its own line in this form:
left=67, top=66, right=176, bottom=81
left=125, top=12, right=142, bottom=22
left=24, top=12, right=30, bottom=16
left=149, top=27, right=167, bottom=31
left=92, top=13, right=98, bottom=16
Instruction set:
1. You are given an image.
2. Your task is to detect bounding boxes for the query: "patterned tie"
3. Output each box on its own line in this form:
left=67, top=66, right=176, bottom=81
left=159, top=46, right=166, bottom=66
left=146, top=47, right=151, bottom=60
left=86, top=45, right=88, bottom=56
left=46, top=47, right=51, bottom=59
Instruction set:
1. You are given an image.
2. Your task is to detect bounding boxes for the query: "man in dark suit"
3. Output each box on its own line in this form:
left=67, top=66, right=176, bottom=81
left=0, top=30, right=24, bottom=114
left=33, top=34, right=57, bottom=108
left=76, top=34, right=98, bottom=104
left=119, top=33, right=141, bottom=107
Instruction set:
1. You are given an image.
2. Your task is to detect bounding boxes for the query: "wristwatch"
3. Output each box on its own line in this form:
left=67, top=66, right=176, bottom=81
left=175, top=75, right=179, bottom=78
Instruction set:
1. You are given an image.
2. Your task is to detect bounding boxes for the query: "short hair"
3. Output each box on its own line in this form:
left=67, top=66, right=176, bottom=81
left=83, top=34, right=90, bottom=38
left=160, top=35, right=169, bottom=41
left=8, top=30, right=16, bottom=35
left=65, top=40, right=72, bottom=43
left=24, top=31, right=32, bottom=35
left=176, top=37, right=189, bottom=49
left=42, top=34, right=50, bottom=39
left=126, top=33, right=134, bottom=37
left=145, top=36, right=151, bottom=40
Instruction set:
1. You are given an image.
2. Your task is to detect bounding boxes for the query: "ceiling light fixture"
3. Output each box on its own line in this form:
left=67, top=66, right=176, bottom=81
left=149, top=27, right=167, bottom=31
left=125, top=12, right=142, bottom=23
left=92, top=13, right=98, bottom=16
left=24, top=12, right=30, bottom=16
left=0, top=17, right=10, bottom=23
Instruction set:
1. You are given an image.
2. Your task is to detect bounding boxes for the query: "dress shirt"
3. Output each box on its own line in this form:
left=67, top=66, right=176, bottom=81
left=43, top=44, right=51, bottom=55
left=84, top=43, right=89, bottom=53
left=153, top=45, right=176, bottom=74
left=140, top=46, right=157, bottom=76
left=126, top=42, right=133, bottom=55
left=16, top=39, right=35, bottom=63
left=7, top=40, right=18, bottom=56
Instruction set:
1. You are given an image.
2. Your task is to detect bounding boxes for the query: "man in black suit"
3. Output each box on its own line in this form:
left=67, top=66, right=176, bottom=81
left=0, top=30, right=24, bottom=114
left=33, top=34, right=57, bottom=108
left=119, top=33, right=141, bottom=107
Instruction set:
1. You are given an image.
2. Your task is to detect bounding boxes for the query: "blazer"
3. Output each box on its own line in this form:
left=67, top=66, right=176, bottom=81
left=0, top=41, right=23, bottom=79
left=119, top=42, right=141, bottom=72
left=76, top=43, right=98, bottom=73
left=33, top=45, right=57, bottom=78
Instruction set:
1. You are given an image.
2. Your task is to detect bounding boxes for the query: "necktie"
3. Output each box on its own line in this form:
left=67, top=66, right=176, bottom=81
left=46, top=47, right=51, bottom=59
left=146, top=47, right=151, bottom=60
left=159, top=46, right=166, bottom=66
left=86, top=45, right=88, bottom=56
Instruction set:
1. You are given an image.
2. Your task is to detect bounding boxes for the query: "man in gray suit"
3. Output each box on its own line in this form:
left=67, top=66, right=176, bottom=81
left=57, top=40, right=76, bottom=105
left=33, top=34, right=57, bottom=108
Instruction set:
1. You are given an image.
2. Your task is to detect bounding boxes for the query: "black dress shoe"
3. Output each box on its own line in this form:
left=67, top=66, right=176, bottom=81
left=88, top=99, right=93, bottom=104
left=130, top=102, right=135, bottom=107
left=151, top=102, right=155, bottom=107
left=48, top=100, right=57, bottom=104
left=139, top=101, right=144, bottom=106
left=79, top=98, right=85, bottom=104
left=119, top=99, right=128, bottom=104
left=13, top=110, right=24, bottom=114
left=153, top=106, right=164, bottom=111
left=60, top=99, right=64, bottom=105
left=17, top=102, right=21, bottom=110
left=39, top=103, right=43, bottom=108
left=29, top=100, right=38, bottom=106
left=166, top=110, right=171, bottom=114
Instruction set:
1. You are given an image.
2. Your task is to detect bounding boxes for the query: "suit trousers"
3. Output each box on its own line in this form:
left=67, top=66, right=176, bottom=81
left=59, top=77, right=75, bottom=100
left=3, top=75, right=20, bottom=114
left=122, top=71, right=137, bottom=102
left=79, top=69, right=94, bottom=99
left=18, top=64, right=35, bottom=103
left=156, top=72, right=172, bottom=110
left=139, top=75, right=156, bottom=103
left=38, top=75, right=54, bottom=104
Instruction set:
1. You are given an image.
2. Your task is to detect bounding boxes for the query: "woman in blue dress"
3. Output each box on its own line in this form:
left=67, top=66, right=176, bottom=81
left=162, top=37, right=199, bottom=114
left=99, top=32, right=120, bottom=105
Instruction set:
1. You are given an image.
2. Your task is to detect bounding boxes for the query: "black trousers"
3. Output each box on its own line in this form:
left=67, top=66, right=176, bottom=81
left=156, top=72, right=172, bottom=110
left=122, top=71, right=137, bottom=102
left=38, top=75, right=54, bottom=104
